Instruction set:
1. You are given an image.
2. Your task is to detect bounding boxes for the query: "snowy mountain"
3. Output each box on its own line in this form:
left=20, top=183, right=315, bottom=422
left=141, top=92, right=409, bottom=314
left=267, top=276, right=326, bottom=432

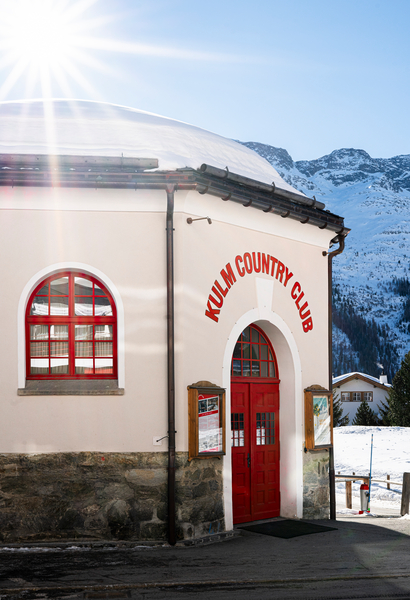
left=241, top=142, right=410, bottom=380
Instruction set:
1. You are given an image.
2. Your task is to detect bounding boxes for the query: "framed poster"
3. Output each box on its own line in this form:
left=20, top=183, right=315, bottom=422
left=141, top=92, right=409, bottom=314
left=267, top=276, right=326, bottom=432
left=305, top=387, right=333, bottom=450
left=188, top=382, right=225, bottom=460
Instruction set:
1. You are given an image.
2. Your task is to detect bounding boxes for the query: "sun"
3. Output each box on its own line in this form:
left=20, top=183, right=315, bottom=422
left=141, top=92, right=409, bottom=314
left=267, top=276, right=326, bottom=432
left=0, top=0, right=110, bottom=99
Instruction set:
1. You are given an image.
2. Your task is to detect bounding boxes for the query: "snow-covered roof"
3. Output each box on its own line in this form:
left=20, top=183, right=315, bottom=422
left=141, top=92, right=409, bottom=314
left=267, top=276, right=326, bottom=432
left=0, top=99, right=299, bottom=192
left=333, top=372, right=391, bottom=388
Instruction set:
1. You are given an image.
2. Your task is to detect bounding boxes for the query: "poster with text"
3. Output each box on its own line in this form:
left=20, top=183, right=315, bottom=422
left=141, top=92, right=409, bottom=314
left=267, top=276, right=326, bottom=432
left=198, top=394, right=222, bottom=453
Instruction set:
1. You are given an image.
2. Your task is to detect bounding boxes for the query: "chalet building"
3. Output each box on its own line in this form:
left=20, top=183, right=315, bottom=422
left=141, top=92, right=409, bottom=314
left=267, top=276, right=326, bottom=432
left=0, top=99, right=349, bottom=544
left=333, top=372, right=390, bottom=423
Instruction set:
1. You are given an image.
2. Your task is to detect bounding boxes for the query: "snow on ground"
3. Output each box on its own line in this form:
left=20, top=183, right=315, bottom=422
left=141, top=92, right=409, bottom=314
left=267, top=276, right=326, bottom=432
left=334, top=426, right=410, bottom=515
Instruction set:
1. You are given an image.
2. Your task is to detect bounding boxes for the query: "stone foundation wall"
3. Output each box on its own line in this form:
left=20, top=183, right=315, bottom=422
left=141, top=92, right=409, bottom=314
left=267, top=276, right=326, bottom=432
left=0, top=452, right=224, bottom=543
left=302, top=450, right=330, bottom=519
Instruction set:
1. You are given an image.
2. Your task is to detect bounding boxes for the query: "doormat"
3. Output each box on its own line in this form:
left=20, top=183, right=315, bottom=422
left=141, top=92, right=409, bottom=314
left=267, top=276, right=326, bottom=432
left=239, top=519, right=337, bottom=539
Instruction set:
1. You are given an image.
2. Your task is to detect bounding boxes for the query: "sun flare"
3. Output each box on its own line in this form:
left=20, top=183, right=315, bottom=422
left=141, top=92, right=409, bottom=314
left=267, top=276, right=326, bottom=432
left=0, top=0, right=110, bottom=99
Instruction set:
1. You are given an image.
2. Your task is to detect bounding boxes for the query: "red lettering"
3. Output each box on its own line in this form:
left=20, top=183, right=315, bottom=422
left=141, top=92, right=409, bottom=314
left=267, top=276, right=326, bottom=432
left=270, top=256, right=278, bottom=277
left=291, top=282, right=301, bottom=299
left=295, top=292, right=305, bottom=310
left=276, top=261, right=285, bottom=283
left=283, top=267, right=293, bottom=287
left=210, top=286, right=224, bottom=308
left=220, top=263, right=236, bottom=289
left=235, top=255, right=245, bottom=277
left=299, top=303, right=310, bottom=320
left=252, top=252, right=261, bottom=273
left=302, top=317, right=313, bottom=332
left=244, top=252, right=253, bottom=274
left=261, top=253, right=270, bottom=275
left=205, top=300, right=220, bottom=322
left=215, top=280, right=228, bottom=298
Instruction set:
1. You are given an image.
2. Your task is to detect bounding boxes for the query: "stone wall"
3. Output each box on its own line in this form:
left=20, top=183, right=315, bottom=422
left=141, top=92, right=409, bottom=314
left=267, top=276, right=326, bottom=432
left=0, top=452, right=224, bottom=543
left=302, top=449, right=330, bottom=519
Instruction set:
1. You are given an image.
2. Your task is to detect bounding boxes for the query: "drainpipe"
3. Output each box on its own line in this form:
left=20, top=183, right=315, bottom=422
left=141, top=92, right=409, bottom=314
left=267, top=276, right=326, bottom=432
left=166, top=184, right=176, bottom=545
left=325, top=234, right=345, bottom=521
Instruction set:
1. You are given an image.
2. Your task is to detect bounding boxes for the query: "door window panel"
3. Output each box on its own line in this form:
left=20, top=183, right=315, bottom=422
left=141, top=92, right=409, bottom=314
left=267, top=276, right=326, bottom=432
left=231, top=325, right=277, bottom=378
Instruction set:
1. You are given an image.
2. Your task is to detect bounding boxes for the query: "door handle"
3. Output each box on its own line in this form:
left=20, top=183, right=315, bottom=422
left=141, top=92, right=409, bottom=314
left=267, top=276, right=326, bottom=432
left=247, top=453, right=251, bottom=468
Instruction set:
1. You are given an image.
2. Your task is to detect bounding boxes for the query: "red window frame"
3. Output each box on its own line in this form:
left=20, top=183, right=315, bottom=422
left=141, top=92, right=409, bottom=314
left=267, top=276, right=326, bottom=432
left=231, top=324, right=279, bottom=383
left=26, top=271, right=117, bottom=380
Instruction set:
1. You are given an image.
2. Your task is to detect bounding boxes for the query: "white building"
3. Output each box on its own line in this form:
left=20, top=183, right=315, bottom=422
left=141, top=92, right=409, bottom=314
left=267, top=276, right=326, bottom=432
left=0, top=99, right=348, bottom=544
left=333, top=372, right=391, bottom=422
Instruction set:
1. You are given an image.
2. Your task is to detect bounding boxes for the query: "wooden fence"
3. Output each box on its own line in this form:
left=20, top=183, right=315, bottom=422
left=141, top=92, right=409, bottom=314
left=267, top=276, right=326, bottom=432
left=335, top=472, right=410, bottom=516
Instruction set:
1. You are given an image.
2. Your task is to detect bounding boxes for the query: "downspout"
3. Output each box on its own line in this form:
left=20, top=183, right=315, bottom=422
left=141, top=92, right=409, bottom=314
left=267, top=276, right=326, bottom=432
left=166, top=184, right=176, bottom=545
left=325, top=234, right=346, bottom=521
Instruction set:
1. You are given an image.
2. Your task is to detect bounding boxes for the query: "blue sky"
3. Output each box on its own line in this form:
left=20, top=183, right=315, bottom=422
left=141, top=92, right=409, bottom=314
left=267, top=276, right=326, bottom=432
left=0, top=0, right=409, bottom=161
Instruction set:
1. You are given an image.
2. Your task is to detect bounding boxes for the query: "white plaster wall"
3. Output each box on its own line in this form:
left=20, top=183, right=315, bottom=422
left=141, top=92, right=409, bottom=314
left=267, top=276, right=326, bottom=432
left=334, top=379, right=390, bottom=422
left=0, top=182, right=336, bottom=530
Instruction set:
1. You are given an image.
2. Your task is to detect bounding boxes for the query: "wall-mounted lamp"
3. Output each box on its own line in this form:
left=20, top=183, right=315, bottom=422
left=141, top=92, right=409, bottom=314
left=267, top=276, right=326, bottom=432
left=186, top=216, right=212, bottom=225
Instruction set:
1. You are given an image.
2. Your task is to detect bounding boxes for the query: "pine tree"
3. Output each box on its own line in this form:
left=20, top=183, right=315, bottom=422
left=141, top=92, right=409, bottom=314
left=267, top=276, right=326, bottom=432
left=378, top=397, right=391, bottom=426
left=352, top=400, right=379, bottom=426
left=388, top=350, right=410, bottom=426
left=332, top=390, right=349, bottom=427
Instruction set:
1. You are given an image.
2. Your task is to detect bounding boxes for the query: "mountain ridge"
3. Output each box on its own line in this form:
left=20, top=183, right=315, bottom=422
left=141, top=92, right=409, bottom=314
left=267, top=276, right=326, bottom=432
left=241, top=141, right=410, bottom=381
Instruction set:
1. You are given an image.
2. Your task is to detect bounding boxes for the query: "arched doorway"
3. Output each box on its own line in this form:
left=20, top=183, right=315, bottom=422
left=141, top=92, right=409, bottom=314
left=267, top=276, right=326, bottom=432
left=231, top=324, right=280, bottom=524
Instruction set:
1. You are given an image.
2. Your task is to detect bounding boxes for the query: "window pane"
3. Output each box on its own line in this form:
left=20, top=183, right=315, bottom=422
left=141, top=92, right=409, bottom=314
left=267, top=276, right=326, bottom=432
left=95, top=342, right=113, bottom=357
left=233, top=343, right=241, bottom=359
left=251, top=344, right=259, bottom=359
left=242, top=360, right=251, bottom=376
left=252, top=361, right=260, bottom=376
left=75, top=325, right=93, bottom=340
left=50, top=359, right=69, bottom=374
left=50, top=297, right=69, bottom=316
left=95, top=325, right=112, bottom=340
left=74, top=277, right=93, bottom=295
left=51, top=342, right=69, bottom=356
left=50, top=325, right=68, bottom=340
left=50, top=277, right=69, bottom=295
left=31, top=296, right=49, bottom=316
left=243, top=343, right=250, bottom=359
left=30, top=342, right=48, bottom=357
left=37, top=283, right=49, bottom=295
left=30, top=325, right=48, bottom=340
left=269, top=362, right=275, bottom=377
left=75, top=358, right=93, bottom=374
left=94, top=284, right=106, bottom=296
left=95, top=358, right=113, bottom=374
left=261, top=362, right=268, bottom=377
left=242, top=327, right=250, bottom=342
left=232, top=360, right=241, bottom=377
left=31, top=359, right=48, bottom=374
left=251, top=328, right=259, bottom=342
left=95, top=295, right=113, bottom=316
left=75, top=342, right=93, bottom=357
left=261, top=345, right=268, bottom=360
left=75, top=297, right=93, bottom=316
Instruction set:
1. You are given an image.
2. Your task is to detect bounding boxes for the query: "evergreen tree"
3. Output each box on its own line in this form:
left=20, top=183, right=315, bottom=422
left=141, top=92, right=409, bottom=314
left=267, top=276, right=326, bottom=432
left=378, top=397, right=391, bottom=426
left=388, top=350, right=410, bottom=426
left=332, top=390, right=349, bottom=427
left=352, top=400, right=379, bottom=425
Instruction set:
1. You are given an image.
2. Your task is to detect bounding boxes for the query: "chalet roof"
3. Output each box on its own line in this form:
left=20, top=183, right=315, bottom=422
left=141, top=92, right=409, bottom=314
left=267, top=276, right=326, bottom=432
left=333, top=372, right=391, bottom=390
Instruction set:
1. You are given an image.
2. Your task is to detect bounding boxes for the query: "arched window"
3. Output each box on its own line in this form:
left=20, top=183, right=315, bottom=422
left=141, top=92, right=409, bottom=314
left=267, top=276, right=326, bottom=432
left=231, top=324, right=277, bottom=379
left=26, top=272, right=117, bottom=379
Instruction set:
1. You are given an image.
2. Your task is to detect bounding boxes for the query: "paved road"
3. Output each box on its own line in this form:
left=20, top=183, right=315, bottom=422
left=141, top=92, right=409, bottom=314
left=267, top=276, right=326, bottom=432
left=1, top=517, right=410, bottom=599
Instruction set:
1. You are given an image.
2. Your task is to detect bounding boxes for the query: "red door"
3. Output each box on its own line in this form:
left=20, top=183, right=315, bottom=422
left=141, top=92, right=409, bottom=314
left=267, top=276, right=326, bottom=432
left=231, top=381, right=280, bottom=523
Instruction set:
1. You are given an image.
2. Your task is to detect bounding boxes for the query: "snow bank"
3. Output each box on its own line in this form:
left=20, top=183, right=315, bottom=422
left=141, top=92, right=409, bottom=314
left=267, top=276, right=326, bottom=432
left=334, top=426, right=410, bottom=514
left=0, top=99, right=299, bottom=191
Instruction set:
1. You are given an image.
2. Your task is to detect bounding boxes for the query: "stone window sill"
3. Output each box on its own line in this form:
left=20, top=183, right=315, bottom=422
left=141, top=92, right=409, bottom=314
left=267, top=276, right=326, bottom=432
left=18, top=380, right=124, bottom=396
